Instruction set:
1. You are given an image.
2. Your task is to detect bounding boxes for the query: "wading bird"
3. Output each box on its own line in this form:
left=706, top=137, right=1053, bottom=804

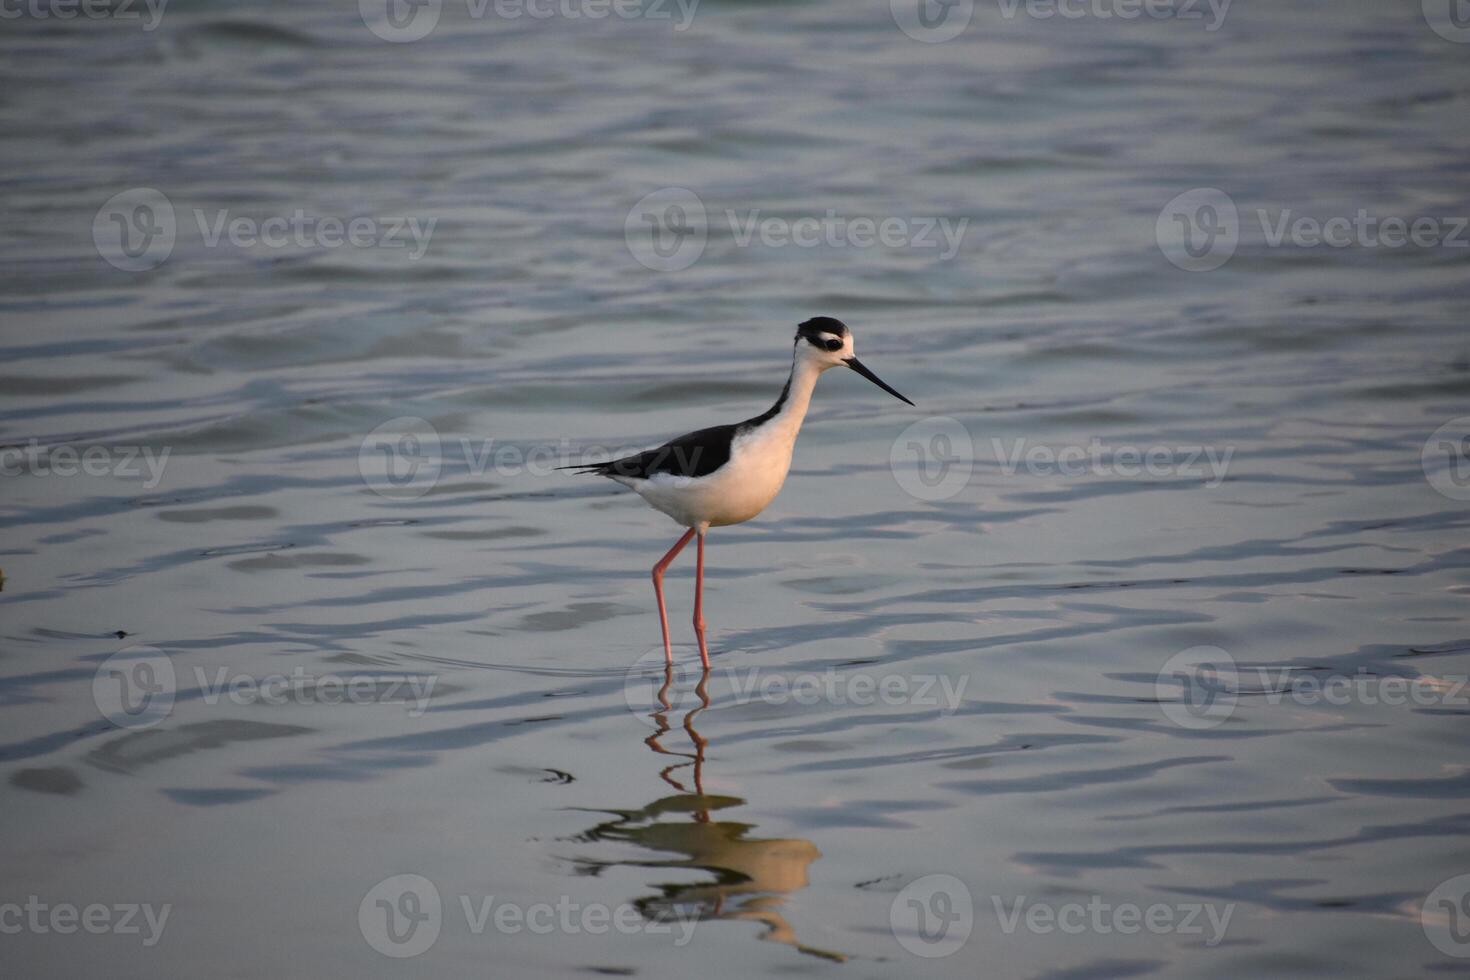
left=563, top=317, right=913, bottom=668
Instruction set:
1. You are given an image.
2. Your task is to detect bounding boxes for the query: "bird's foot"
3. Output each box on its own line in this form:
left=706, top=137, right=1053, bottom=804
left=693, top=624, right=710, bottom=670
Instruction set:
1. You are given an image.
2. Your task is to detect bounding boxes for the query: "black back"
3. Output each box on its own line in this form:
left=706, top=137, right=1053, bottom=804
left=575, top=374, right=796, bottom=481
left=592, top=423, right=739, bottom=480
left=566, top=318, right=845, bottom=481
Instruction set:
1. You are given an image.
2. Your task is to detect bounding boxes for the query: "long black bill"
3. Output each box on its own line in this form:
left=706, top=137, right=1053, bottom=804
left=845, top=357, right=914, bottom=406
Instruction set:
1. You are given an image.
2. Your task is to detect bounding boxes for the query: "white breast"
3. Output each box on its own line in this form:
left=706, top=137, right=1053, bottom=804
left=622, top=420, right=799, bottom=529
left=711, top=421, right=799, bottom=525
left=620, top=356, right=822, bottom=529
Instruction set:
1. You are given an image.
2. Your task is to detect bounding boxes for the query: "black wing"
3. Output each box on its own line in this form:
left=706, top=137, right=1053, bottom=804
left=562, top=424, right=736, bottom=480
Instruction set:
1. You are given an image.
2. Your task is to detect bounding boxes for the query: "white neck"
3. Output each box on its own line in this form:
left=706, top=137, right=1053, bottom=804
left=766, top=354, right=823, bottom=441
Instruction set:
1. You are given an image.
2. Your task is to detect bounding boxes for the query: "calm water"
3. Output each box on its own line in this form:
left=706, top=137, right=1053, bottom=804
left=4, top=1, right=1470, bottom=976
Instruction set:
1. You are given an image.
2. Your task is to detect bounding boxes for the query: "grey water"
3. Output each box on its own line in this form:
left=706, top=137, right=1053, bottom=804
left=3, top=0, right=1470, bottom=976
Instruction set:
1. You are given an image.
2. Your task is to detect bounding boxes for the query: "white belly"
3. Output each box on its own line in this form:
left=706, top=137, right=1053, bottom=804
left=621, top=423, right=798, bottom=529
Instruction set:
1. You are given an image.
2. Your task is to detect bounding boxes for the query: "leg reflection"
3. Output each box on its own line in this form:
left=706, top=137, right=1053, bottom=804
left=576, top=669, right=844, bottom=961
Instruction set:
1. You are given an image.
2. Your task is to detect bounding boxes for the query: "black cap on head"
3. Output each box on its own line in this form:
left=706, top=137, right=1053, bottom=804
left=796, top=317, right=848, bottom=350
left=797, top=316, right=848, bottom=339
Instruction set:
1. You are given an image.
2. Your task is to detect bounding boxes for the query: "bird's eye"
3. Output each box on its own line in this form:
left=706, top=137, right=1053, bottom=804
left=824, top=338, right=843, bottom=352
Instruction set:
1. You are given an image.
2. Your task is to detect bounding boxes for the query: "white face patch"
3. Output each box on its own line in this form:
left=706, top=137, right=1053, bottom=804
left=795, top=322, right=853, bottom=368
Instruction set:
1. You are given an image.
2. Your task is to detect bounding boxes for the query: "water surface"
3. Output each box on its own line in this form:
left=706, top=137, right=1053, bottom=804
left=3, top=1, right=1470, bottom=976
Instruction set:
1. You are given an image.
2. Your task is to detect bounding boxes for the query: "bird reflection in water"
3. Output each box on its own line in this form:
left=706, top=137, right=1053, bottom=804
left=569, top=669, right=845, bottom=961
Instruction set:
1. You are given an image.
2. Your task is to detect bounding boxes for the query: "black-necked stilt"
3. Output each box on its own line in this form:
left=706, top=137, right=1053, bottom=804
left=564, top=317, right=913, bottom=668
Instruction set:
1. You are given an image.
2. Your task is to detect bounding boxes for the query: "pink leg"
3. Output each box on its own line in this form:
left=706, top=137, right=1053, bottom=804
left=693, top=528, right=710, bottom=669
left=652, top=528, right=696, bottom=664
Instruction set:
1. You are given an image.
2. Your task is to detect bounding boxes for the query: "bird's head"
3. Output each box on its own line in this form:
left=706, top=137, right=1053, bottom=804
left=794, top=316, right=914, bottom=406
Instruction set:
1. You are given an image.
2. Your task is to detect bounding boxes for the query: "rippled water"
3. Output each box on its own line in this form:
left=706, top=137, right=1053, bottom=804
left=4, top=1, right=1470, bottom=976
